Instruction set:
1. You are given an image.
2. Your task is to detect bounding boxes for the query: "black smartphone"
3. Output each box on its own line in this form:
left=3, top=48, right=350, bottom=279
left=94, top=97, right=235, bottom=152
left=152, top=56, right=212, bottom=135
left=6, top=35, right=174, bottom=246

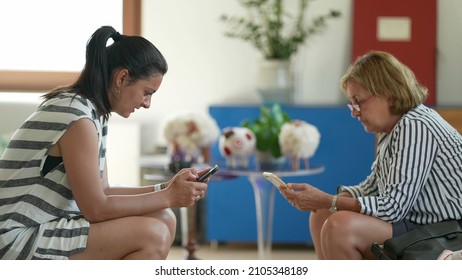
left=196, top=164, right=219, bottom=182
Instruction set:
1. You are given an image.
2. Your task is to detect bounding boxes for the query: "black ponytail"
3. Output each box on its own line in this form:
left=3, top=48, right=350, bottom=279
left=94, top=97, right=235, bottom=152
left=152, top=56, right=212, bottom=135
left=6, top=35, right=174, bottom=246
left=80, top=26, right=115, bottom=119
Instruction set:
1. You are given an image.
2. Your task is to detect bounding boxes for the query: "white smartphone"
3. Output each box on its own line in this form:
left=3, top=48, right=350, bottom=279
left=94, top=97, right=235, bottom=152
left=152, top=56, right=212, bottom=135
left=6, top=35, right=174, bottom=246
left=263, top=172, right=288, bottom=190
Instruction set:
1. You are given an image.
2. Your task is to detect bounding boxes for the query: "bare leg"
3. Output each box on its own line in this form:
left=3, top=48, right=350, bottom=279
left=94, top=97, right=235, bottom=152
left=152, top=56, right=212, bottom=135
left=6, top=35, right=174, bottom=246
left=144, top=208, right=177, bottom=243
left=309, top=209, right=331, bottom=259
left=320, top=211, right=392, bottom=259
left=70, top=209, right=176, bottom=260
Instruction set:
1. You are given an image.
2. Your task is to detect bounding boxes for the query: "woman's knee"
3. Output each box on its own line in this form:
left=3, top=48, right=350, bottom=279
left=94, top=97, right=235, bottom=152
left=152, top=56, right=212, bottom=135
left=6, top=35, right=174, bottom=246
left=146, top=208, right=177, bottom=242
left=141, top=218, right=173, bottom=259
left=321, top=211, right=357, bottom=241
left=158, top=208, right=177, bottom=233
left=76, top=215, right=175, bottom=259
left=320, top=212, right=392, bottom=259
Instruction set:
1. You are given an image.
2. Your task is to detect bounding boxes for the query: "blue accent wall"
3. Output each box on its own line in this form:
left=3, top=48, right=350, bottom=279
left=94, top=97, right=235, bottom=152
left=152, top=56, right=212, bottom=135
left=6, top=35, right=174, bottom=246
left=205, top=105, right=375, bottom=244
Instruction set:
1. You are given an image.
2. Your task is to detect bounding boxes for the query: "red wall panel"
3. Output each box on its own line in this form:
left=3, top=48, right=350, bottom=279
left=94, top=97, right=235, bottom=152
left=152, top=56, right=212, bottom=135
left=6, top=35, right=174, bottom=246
left=352, top=0, right=437, bottom=105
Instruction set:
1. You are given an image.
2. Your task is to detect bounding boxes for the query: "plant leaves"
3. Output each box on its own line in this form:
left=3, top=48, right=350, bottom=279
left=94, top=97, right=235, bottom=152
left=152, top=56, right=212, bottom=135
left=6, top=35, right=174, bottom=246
left=241, top=103, right=291, bottom=156
left=220, top=0, right=341, bottom=59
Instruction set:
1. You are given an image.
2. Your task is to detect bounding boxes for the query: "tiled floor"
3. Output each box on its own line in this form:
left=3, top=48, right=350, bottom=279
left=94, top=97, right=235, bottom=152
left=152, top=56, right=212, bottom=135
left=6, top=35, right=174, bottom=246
left=167, top=243, right=317, bottom=260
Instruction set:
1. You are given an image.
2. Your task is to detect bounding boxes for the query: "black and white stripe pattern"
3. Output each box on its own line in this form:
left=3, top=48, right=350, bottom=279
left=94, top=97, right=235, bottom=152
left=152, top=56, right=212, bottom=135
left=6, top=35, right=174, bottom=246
left=342, top=104, right=462, bottom=224
left=0, top=93, right=107, bottom=259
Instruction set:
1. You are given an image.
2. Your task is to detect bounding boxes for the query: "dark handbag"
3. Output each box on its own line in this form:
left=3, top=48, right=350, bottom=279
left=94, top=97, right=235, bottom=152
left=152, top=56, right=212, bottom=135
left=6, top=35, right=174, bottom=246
left=371, top=219, right=462, bottom=260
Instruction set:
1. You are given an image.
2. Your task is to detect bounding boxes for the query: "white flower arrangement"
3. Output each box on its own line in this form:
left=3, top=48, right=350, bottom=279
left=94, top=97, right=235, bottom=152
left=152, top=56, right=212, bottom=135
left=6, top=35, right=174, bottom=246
left=161, top=111, right=220, bottom=163
left=278, top=119, right=320, bottom=170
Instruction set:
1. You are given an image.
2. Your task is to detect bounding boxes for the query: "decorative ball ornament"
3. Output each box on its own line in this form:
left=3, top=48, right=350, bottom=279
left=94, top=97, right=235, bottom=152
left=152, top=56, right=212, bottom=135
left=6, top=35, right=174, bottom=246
left=161, top=111, right=220, bottom=164
left=278, top=120, right=320, bottom=170
left=219, top=127, right=256, bottom=169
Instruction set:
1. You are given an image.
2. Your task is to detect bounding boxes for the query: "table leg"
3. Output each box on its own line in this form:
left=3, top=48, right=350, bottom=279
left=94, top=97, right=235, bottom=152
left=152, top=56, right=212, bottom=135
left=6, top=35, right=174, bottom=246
left=183, top=204, right=200, bottom=260
left=248, top=175, right=276, bottom=259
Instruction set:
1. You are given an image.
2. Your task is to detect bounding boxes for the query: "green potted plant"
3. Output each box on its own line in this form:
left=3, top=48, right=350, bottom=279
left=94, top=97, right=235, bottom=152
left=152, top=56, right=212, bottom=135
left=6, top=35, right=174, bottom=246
left=220, top=0, right=341, bottom=60
left=221, top=0, right=341, bottom=104
left=241, top=103, right=291, bottom=162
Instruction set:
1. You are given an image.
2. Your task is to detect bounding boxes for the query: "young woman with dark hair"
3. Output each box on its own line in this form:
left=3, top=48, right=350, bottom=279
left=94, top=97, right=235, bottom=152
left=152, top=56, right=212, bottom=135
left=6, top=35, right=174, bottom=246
left=0, top=26, right=210, bottom=260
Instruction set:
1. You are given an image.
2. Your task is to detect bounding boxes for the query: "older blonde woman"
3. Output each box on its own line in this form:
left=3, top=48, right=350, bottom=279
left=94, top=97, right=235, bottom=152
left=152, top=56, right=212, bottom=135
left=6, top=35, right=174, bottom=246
left=279, top=51, right=462, bottom=259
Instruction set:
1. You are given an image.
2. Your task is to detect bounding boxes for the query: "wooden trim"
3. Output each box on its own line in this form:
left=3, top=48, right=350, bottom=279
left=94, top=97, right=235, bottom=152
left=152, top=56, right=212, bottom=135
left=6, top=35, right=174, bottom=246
left=436, top=108, right=462, bottom=134
left=0, top=71, right=78, bottom=92
left=123, top=0, right=142, bottom=35
left=0, top=0, right=141, bottom=92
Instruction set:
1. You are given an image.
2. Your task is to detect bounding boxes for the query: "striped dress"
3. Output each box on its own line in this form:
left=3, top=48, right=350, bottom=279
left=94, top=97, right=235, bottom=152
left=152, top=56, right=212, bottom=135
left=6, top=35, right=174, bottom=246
left=341, top=104, right=462, bottom=224
left=0, top=92, right=107, bottom=259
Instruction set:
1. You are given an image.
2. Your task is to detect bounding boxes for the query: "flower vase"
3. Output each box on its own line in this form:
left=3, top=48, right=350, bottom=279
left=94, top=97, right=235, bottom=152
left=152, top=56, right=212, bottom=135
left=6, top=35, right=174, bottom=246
left=255, top=151, right=286, bottom=171
left=257, top=59, right=294, bottom=105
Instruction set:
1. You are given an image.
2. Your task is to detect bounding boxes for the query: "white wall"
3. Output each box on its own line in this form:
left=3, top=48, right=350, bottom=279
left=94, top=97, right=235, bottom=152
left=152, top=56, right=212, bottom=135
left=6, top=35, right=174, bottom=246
left=0, top=93, right=41, bottom=135
left=437, top=0, right=462, bottom=105
left=106, top=120, right=141, bottom=186
left=135, top=0, right=353, bottom=153
left=131, top=0, right=462, bottom=153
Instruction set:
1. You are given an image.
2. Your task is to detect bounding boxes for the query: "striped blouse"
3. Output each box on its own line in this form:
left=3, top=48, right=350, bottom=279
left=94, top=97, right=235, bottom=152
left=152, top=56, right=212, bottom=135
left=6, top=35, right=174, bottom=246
left=341, top=104, right=462, bottom=224
left=0, top=93, right=107, bottom=259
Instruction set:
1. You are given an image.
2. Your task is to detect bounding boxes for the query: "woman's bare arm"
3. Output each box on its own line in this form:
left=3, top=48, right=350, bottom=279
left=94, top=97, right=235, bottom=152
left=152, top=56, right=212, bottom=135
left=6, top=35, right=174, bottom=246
left=59, top=118, right=205, bottom=223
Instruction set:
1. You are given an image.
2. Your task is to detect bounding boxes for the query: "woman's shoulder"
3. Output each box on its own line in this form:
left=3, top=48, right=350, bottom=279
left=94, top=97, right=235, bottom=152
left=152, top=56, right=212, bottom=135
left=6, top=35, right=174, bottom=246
left=42, top=92, right=86, bottom=107
left=398, top=104, right=459, bottom=138
left=406, top=104, right=431, bottom=116
left=40, top=92, right=96, bottom=118
left=401, top=104, right=440, bottom=124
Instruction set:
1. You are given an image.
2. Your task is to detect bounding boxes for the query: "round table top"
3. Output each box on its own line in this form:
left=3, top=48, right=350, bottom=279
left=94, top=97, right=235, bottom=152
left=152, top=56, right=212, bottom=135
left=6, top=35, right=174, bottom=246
left=218, top=164, right=325, bottom=178
left=140, top=155, right=324, bottom=181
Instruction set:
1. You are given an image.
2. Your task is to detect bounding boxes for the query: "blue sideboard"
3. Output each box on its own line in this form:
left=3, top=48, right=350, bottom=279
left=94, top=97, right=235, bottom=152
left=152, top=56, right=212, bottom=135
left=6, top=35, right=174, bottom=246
left=205, top=105, right=376, bottom=244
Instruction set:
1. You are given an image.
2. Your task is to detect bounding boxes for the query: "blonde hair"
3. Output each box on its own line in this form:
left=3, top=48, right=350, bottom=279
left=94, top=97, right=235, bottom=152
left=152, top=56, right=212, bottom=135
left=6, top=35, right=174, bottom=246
left=340, top=51, right=428, bottom=114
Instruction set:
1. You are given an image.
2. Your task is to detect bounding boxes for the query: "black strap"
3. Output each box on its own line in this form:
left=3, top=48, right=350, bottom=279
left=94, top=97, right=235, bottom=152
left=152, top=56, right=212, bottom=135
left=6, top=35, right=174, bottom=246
left=371, top=243, right=391, bottom=260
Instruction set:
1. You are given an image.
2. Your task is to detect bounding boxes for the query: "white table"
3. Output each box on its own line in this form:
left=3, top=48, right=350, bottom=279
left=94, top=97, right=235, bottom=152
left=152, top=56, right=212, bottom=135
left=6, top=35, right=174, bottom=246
left=219, top=166, right=324, bottom=259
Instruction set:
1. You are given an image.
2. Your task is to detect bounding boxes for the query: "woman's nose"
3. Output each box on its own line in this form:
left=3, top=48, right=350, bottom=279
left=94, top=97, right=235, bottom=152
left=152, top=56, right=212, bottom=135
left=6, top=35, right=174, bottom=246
left=351, top=109, right=360, bottom=118
left=142, top=95, right=151, bottom=108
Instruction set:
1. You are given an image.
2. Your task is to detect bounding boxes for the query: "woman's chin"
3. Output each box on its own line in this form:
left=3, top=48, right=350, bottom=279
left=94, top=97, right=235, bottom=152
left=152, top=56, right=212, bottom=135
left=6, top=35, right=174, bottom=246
left=116, top=111, right=131, bottom=118
left=362, top=124, right=375, bottom=133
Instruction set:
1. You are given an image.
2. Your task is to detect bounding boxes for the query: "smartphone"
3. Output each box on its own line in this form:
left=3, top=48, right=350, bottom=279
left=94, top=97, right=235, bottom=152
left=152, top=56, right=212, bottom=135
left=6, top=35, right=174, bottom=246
left=196, top=164, right=219, bottom=182
left=263, top=172, right=288, bottom=190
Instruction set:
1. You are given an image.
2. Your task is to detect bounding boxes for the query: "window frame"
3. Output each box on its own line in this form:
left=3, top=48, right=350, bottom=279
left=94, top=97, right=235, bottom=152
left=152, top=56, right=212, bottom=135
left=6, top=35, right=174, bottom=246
left=0, top=0, right=141, bottom=92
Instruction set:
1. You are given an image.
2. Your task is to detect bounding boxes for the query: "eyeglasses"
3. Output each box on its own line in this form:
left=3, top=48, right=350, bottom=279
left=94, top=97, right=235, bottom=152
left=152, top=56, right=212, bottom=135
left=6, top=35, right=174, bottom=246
left=347, top=95, right=373, bottom=112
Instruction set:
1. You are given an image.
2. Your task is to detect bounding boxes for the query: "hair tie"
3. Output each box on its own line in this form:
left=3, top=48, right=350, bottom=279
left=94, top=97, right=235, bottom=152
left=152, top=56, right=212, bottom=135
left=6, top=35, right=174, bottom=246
left=112, top=32, right=123, bottom=42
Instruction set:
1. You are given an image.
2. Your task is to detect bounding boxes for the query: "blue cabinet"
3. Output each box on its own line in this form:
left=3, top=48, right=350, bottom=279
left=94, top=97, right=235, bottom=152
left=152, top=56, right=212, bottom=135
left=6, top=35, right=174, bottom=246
left=205, top=105, right=376, bottom=244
